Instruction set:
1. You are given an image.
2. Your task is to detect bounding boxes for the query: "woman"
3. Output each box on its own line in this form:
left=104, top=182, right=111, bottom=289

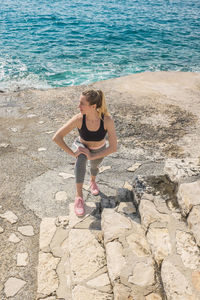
left=52, top=89, right=117, bottom=216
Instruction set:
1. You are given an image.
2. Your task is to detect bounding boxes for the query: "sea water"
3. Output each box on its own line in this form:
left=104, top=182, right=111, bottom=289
left=0, top=0, right=200, bottom=91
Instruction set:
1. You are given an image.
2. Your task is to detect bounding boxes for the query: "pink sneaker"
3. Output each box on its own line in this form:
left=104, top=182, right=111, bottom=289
left=90, top=181, right=100, bottom=195
left=74, top=197, right=85, bottom=216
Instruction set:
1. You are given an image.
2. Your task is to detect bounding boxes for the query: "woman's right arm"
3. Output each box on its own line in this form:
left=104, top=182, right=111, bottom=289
left=52, top=114, right=81, bottom=158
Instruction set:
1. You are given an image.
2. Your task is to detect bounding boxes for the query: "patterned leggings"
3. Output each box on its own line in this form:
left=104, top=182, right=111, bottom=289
left=72, top=138, right=106, bottom=183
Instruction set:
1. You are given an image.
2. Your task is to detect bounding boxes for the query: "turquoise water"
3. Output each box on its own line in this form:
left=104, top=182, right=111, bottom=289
left=0, top=0, right=200, bottom=91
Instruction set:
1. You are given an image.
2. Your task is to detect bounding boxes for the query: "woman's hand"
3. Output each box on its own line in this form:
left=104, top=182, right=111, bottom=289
left=78, top=147, right=93, bottom=160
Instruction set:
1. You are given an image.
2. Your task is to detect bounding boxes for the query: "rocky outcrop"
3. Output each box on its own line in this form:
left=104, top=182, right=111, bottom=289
left=36, top=158, right=200, bottom=299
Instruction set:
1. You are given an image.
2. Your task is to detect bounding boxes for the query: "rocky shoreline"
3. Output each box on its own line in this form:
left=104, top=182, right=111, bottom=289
left=0, top=71, right=200, bottom=299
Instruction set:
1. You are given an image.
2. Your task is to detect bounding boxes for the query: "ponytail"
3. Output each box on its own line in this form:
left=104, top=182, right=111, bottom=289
left=96, top=90, right=109, bottom=119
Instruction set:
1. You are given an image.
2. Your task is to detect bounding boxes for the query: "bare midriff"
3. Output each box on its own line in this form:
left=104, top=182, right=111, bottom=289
left=79, top=137, right=106, bottom=150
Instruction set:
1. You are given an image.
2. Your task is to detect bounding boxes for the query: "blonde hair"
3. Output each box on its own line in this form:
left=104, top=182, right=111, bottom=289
left=82, top=89, right=109, bottom=119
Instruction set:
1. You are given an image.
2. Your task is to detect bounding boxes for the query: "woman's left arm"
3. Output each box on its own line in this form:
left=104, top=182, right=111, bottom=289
left=80, top=116, right=117, bottom=160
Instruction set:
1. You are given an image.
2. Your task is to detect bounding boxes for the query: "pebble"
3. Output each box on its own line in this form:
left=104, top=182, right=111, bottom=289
left=18, top=225, right=34, bottom=236
left=8, top=233, right=21, bottom=243
left=0, top=226, right=4, bottom=233
left=38, top=147, right=47, bottom=152
left=46, top=130, right=54, bottom=134
left=38, top=121, right=45, bottom=124
left=17, top=252, right=29, bottom=266
left=4, top=277, right=26, bottom=297
left=27, top=114, right=37, bottom=118
left=10, top=127, right=18, bottom=133
left=0, top=210, right=18, bottom=224
left=0, top=143, right=10, bottom=148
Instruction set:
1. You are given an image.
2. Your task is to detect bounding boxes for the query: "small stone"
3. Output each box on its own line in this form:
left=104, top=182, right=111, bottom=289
left=0, top=143, right=10, bottom=148
left=8, top=233, right=21, bottom=243
left=38, top=120, right=44, bottom=124
left=17, top=252, right=29, bottom=266
left=127, top=163, right=141, bottom=172
left=192, top=270, right=200, bottom=291
left=18, top=225, right=34, bottom=236
left=83, top=184, right=90, bottom=191
left=188, top=205, right=200, bottom=246
left=10, top=127, right=18, bottom=132
left=55, top=191, right=68, bottom=201
left=38, top=147, right=47, bottom=152
left=0, top=226, right=4, bottom=233
left=117, top=202, right=136, bottom=214
left=58, top=172, right=75, bottom=179
left=177, top=180, right=200, bottom=216
left=4, top=277, right=26, bottom=297
left=17, top=146, right=27, bottom=151
left=46, top=130, right=54, bottom=134
left=27, top=113, right=37, bottom=118
left=99, top=165, right=111, bottom=173
left=0, top=210, right=18, bottom=224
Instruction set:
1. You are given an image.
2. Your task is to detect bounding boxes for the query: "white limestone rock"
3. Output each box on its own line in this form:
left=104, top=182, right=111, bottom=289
left=176, top=230, right=200, bottom=269
left=55, top=191, right=68, bottom=201
left=139, top=200, right=169, bottom=230
left=147, top=227, right=172, bottom=264
left=18, top=225, right=34, bottom=236
left=38, top=147, right=47, bottom=151
left=4, top=277, right=26, bottom=297
left=69, top=229, right=106, bottom=283
left=72, top=285, right=113, bottom=300
left=0, top=226, right=4, bottom=233
left=127, top=163, right=141, bottom=172
left=188, top=205, right=200, bottom=246
left=37, top=252, right=60, bottom=295
left=99, top=165, right=111, bottom=173
left=123, top=181, right=132, bottom=191
left=0, top=210, right=18, bottom=224
left=128, top=259, right=155, bottom=287
left=177, top=180, right=200, bottom=216
left=40, top=218, right=57, bottom=252
left=101, top=209, right=132, bottom=244
left=161, top=258, right=193, bottom=299
left=8, top=233, right=21, bottom=243
left=17, top=252, right=29, bottom=266
left=105, top=240, right=126, bottom=283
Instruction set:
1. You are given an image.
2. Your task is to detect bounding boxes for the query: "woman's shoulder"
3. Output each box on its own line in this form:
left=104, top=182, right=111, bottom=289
left=103, top=114, right=115, bottom=129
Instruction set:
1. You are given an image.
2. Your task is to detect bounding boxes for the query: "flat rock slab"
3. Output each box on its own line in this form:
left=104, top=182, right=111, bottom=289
left=69, top=229, right=107, bottom=284
left=4, top=277, right=26, bottom=297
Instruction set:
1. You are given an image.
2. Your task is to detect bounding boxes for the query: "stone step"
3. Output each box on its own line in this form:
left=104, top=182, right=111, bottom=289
left=101, top=203, right=163, bottom=300
left=68, top=201, right=113, bottom=300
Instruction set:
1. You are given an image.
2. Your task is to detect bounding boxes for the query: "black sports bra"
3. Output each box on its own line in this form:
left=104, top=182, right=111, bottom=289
left=78, top=114, right=107, bottom=141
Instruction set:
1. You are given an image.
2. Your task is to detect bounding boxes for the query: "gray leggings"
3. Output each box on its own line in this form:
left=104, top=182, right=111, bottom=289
left=72, top=138, right=106, bottom=183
